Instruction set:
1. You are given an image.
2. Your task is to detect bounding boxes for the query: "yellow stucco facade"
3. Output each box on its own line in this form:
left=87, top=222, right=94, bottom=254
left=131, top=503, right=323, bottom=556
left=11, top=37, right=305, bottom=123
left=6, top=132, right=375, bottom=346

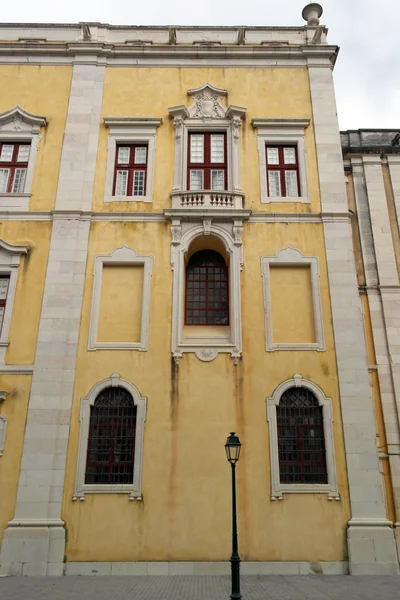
left=0, top=17, right=398, bottom=577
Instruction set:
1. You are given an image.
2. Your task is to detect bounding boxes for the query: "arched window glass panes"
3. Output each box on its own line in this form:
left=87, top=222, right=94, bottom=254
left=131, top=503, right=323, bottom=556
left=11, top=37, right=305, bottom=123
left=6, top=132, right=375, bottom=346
left=185, top=250, right=229, bottom=325
left=85, top=387, right=137, bottom=485
left=277, top=387, right=327, bottom=484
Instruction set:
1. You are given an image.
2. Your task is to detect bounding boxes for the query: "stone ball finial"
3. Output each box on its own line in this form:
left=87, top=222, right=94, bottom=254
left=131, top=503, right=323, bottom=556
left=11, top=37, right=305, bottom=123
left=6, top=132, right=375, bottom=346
left=302, top=3, right=323, bottom=26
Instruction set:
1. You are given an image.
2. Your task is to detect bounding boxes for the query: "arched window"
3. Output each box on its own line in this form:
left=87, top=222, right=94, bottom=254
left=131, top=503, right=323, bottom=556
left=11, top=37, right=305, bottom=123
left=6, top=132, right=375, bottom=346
left=277, top=387, right=327, bottom=484
left=185, top=250, right=229, bottom=325
left=85, top=386, right=137, bottom=485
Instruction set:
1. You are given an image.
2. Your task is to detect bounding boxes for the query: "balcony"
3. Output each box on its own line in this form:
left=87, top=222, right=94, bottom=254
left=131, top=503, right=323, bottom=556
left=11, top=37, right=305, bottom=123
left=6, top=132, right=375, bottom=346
left=170, top=190, right=245, bottom=210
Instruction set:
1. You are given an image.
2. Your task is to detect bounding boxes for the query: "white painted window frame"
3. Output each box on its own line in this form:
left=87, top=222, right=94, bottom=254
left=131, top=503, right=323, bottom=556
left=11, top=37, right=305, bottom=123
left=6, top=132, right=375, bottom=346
left=170, top=220, right=243, bottom=363
left=0, top=239, right=29, bottom=363
left=73, top=373, right=146, bottom=499
left=267, top=374, right=339, bottom=499
left=252, top=118, right=310, bottom=204
left=0, top=105, right=47, bottom=211
left=261, top=246, right=325, bottom=351
left=88, top=246, right=153, bottom=351
left=0, top=416, right=6, bottom=456
left=103, top=117, right=162, bottom=203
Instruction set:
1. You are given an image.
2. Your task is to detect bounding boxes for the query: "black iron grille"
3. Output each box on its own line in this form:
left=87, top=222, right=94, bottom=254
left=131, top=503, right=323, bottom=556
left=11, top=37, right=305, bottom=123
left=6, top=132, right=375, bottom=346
left=277, top=387, right=327, bottom=484
left=85, top=387, right=136, bottom=485
left=185, top=250, right=229, bottom=325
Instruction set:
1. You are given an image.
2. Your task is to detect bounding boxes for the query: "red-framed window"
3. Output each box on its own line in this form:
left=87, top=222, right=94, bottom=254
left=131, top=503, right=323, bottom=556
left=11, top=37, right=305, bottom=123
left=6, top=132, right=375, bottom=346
left=0, top=276, right=9, bottom=335
left=185, top=250, right=229, bottom=325
left=187, top=132, right=227, bottom=191
left=277, top=387, right=327, bottom=484
left=113, top=144, right=148, bottom=197
left=0, top=142, right=31, bottom=194
left=85, top=386, right=137, bottom=485
left=265, top=145, right=300, bottom=198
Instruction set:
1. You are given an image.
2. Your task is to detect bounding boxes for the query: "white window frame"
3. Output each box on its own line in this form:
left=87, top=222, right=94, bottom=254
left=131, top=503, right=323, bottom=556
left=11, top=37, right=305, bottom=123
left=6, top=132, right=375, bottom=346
left=252, top=118, right=310, bottom=204
left=261, top=246, right=325, bottom=352
left=0, top=105, right=47, bottom=210
left=169, top=83, right=246, bottom=194
left=73, top=373, right=146, bottom=499
left=266, top=374, right=339, bottom=499
left=0, top=416, right=6, bottom=456
left=170, top=219, right=243, bottom=363
left=103, top=117, right=162, bottom=203
left=0, top=239, right=29, bottom=363
left=88, top=246, right=153, bottom=351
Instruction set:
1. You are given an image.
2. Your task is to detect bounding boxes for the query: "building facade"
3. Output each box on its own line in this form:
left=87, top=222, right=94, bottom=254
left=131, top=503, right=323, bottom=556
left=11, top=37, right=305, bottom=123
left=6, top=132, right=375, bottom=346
left=0, top=4, right=399, bottom=576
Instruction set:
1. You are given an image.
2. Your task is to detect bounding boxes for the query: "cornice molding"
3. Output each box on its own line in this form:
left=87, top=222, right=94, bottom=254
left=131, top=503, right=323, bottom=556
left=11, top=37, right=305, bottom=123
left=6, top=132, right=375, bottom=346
left=252, top=118, right=310, bottom=129
left=104, top=116, right=162, bottom=128
left=0, top=104, right=47, bottom=128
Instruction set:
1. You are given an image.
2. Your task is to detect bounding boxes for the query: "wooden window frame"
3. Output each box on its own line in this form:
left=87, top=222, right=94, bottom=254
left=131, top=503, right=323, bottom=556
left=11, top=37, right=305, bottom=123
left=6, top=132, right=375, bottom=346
left=0, top=142, right=30, bottom=194
left=113, top=144, right=148, bottom=197
left=187, top=132, right=227, bottom=191
left=265, top=144, right=301, bottom=198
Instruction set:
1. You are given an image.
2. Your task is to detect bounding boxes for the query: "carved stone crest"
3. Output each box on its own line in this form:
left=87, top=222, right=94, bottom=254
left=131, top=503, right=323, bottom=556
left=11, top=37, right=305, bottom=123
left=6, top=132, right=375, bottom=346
left=187, top=83, right=228, bottom=120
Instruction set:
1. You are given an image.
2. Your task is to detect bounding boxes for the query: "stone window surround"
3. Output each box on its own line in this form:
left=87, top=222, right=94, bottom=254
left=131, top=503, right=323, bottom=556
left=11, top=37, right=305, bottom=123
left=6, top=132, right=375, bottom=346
left=266, top=374, right=339, bottom=500
left=0, top=239, right=29, bottom=363
left=103, top=117, right=162, bottom=204
left=252, top=118, right=310, bottom=204
left=0, top=105, right=47, bottom=211
left=171, top=220, right=243, bottom=363
left=73, top=373, right=147, bottom=499
left=0, top=391, right=9, bottom=456
left=261, top=246, right=325, bottom=352
left=168, top=83, right=246, bottom=194
left=88, top=246, right=153, bottom=351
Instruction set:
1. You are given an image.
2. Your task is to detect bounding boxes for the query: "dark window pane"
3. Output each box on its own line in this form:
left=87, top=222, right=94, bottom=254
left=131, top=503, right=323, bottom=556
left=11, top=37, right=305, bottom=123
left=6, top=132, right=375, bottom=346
left=185, top=250, right=229, bottom=325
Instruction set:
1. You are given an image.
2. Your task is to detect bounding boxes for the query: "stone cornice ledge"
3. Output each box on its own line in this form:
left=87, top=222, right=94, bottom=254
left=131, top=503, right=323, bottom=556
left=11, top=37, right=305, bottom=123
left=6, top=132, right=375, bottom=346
left=0, top=365, right=34, bottom=374
left=8, top=518, right=65, bottom=528
left=249, top=211, right=350, bottom=223
left=252, top=118, right=310, bottom=129
left=104, top=116, right=162, bottom=128
left=164, top=208, right=252, bottom=221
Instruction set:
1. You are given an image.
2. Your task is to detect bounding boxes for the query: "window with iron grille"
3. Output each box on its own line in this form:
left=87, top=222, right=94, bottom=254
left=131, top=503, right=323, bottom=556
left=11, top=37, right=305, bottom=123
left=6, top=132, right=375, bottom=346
left=113, top=144, right=148, bottom=197
left=0, top=142, right=31, bottom=194
left=185, top=250, right=229, bottom=325
left=277, top=387, right=327, bottom=484
left=265, top=145, right=300, bottom=198
left=187, top=132, right=227, bottom=191
left=85, top=386, right=137, bottom=485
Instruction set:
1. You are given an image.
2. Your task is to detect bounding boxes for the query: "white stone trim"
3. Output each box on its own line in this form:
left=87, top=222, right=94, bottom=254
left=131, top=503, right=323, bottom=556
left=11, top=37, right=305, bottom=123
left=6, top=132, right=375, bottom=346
left=0, top=238, right=29, bottom=363
left=260, top=247, right=325, bottom=351
left=266, top=374, right=339, bottom=499
left=88, top=246, right=153, bottom=351
left=0, top=105, right=47, bottom=209
left=168, top=83, right=246, bottom=195
left=73, top=373, right=146, bottom=498
left=0, top=415, right=7, bottom=456
left=170, top=220, right=243, bottom=362
left=252, top=118, right=310, bottom=204
left=103, top=117, right=162, bottom=204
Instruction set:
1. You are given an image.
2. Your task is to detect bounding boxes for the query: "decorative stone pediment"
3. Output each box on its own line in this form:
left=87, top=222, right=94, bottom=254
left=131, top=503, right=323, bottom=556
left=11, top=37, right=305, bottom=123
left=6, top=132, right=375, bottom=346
left=0, top=105, right=47, bottom=134
left=187, top=83, right=228, bottom=120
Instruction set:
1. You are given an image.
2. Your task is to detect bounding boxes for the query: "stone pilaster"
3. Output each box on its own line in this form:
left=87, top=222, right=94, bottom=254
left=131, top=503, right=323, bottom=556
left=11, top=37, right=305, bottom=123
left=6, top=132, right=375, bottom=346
left=0, top=62, right=105, bottom=576
left=308, top=59, right=399, bottom=574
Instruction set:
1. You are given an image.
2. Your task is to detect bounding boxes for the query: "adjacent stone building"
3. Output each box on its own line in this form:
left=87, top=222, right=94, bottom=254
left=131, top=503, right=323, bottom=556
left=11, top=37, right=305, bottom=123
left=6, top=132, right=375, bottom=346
left=0, top=4, right=399, bottom=577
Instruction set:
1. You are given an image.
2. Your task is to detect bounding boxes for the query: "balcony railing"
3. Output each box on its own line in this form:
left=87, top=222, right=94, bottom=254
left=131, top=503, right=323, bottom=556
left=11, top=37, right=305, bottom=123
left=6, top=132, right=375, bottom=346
left=170, top=190, right=244, bottom=210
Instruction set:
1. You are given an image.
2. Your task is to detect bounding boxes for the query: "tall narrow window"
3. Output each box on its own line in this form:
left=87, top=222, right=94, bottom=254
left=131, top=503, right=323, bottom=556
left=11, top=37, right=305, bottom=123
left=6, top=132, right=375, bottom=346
left=266, top=145, right=300, bottom=198
left=113, top=144, right=148, bottom=197
left=187, top=133, right=227, bottom=191
left=0, top=142, right=30, bottom=194
left=277, top=387, right=327, bottom=484
left=185, top=250, right=229, bottom=325
left=85, top=386, right=137, bottom=485
left=0, top=276, right=10, bottom=335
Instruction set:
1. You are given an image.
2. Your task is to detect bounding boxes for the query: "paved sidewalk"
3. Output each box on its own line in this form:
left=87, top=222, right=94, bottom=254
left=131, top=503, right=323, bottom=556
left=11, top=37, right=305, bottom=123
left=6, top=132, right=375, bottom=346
left=0, top=575, right=399, bottom=600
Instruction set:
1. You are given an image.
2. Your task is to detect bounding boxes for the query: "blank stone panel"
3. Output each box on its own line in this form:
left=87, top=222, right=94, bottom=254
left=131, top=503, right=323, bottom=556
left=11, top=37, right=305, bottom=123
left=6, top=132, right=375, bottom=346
left=98, top=265, right=144, bottom=343
left=270, top=265, right=316, bottom=344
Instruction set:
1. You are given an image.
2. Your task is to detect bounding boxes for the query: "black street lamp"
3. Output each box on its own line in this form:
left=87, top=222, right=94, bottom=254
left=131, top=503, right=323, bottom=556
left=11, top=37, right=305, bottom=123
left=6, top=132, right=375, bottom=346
left=225, top=432, right=242, bottom=600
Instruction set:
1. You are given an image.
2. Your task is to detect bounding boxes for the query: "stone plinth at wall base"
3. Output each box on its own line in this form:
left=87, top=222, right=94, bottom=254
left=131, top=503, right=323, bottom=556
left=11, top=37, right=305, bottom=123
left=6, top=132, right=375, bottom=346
left=63, top=561, right=348, bottom=576
left=0, top=521, right=66, bottom=577
left=347, top=519, right=400, bottom=575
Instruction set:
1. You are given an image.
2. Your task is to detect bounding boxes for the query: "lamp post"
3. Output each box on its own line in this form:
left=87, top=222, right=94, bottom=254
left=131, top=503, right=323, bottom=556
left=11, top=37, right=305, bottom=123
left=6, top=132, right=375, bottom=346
left=225, top=432, right=242, bottom=600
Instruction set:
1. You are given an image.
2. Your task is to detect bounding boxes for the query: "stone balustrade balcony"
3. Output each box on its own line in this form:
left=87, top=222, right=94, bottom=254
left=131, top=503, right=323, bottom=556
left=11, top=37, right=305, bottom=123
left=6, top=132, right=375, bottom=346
left=170, top=190, right=245, bottom=211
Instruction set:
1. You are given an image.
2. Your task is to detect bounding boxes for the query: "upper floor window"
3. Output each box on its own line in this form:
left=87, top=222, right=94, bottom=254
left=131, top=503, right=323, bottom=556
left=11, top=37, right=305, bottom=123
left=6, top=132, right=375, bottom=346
left=0, top=142, right=31, bottom=194
left=277, top=386, right=327, bottom=485
left=188, top=132, right=227, bottom=191
left=85, top=386, right=137, bottom=485
left=0, top=276, right=10, bottom=335
left=113, top=144, right=148, bottom=198
left=266, top=145, right=300, bottom=198
left=185, top=250, right=229, bottom=325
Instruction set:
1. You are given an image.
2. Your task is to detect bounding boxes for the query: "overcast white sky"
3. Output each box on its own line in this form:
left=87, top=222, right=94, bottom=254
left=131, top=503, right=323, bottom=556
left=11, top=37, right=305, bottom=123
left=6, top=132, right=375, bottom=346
left=2, top=0, right=399, bottom=131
